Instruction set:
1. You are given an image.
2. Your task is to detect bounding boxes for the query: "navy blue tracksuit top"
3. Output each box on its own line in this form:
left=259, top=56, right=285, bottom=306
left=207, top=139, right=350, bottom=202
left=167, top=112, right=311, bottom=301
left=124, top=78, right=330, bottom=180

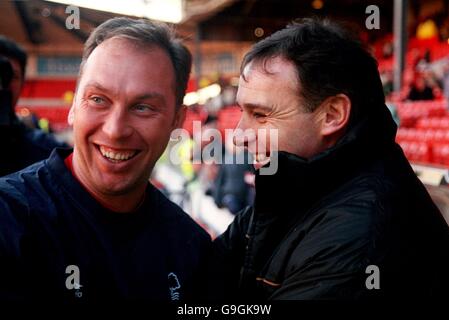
left=0, top=148, right=211, bottom=302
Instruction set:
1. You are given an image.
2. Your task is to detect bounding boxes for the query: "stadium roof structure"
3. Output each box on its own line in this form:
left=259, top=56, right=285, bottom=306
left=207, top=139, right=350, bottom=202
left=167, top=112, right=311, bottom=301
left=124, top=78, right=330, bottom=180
left=0, top=0, right=399, bottom=54
left=190, top=0, right=401, bottom=42
left=0, top=0, right=237, bottom=54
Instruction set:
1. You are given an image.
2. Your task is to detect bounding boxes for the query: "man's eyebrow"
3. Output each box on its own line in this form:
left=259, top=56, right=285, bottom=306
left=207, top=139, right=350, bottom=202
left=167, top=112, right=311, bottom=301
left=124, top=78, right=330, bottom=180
left=84, top=81, right=166, bottom=104
left=240, top=103, right=272, bottom=112
left=84, top=81, right=110, bottom=93
left=135, top=92, right=166, bottom=103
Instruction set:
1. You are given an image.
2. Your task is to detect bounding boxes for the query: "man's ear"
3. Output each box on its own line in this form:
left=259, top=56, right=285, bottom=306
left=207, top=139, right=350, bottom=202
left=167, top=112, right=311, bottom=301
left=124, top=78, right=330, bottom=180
left=67, top=96, right=76, bottom=126
left=172, top=105, right=187, bottom=129
left=318, top=94, right=351, bottom=137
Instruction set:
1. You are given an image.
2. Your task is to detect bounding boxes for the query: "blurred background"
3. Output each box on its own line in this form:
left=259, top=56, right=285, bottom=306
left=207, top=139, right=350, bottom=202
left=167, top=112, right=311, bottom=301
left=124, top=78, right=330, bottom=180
left=1, top=0, right=449, bottom=237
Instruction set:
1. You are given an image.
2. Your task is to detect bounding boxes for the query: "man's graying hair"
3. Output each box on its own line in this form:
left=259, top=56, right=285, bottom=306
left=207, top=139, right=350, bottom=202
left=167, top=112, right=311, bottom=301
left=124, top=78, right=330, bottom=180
left=241, top=18, right=385, bottom=127
left=81, top=17, right=192, bottom=106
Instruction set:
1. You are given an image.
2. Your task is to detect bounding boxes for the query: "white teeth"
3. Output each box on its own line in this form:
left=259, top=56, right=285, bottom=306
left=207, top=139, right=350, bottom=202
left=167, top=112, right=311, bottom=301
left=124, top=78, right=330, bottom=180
left=255, top=153, right=269, bottom=162
left=99, top=146, right=136, bottom=162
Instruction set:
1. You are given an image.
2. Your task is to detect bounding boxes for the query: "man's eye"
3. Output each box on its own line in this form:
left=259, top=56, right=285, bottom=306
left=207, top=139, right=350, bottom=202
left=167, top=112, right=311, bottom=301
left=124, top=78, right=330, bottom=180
left=253, top=112, right=265, bottom=118
left=134, top=104, right=153, bottom=112
left=91, top=96, right=104, bottom=104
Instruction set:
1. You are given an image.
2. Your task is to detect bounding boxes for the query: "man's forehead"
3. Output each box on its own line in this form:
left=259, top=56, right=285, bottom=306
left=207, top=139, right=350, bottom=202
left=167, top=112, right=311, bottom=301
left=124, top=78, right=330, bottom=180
left=80, top=37, right=175, bottom=86
left=87, top=37, right=153, bottom=62
left=242, top=56, right=297, bottom=79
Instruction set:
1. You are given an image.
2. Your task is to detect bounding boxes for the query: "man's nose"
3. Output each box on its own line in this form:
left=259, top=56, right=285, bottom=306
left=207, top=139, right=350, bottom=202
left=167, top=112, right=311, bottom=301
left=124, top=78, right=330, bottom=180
left=102, top=107, right=133, bottom=140
left=233, top=114, right=256, bottom=147
left=233, top=114, right=246, bottom=146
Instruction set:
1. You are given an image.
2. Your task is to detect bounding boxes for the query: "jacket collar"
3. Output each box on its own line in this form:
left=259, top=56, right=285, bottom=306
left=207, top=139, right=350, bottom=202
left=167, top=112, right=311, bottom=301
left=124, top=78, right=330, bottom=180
left=45, top=148, right=156, bottom=218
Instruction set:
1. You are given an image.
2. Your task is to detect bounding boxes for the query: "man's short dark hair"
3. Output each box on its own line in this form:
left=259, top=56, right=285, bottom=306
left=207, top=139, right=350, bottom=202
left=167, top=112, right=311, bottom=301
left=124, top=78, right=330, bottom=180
left=0, top=36, right=27, bottom=77
left=241, top=18, right=385, bottom=126
left=81, top=17, right=192, bottom=107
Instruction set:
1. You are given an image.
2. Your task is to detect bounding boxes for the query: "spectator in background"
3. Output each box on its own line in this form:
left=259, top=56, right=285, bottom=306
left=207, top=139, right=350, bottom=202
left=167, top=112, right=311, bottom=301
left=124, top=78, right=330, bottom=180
left=0, top=36, right=66, bottom=176
left=424, top=69, right=444, bottom=99
left=407, top=72, right=435, bottom=101
left=416, top=16, right=439, bottom=40
left=443, top=59, right=449, bottom=105
left=212, top=134, right=254, bottom=214
left=380, top=70, right=393, bottom=97
left=439, top=17, right=449, bottom=41
left=381, top=40, right=393, bottom=59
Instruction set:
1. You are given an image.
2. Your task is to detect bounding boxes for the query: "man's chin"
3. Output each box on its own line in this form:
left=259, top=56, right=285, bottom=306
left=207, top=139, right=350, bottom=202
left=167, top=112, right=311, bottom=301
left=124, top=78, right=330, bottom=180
left=253, top=155, right=271, bottom=170
left=93, top=166, right=151, bottom=195
left=95, top=178, right=140, bottom=196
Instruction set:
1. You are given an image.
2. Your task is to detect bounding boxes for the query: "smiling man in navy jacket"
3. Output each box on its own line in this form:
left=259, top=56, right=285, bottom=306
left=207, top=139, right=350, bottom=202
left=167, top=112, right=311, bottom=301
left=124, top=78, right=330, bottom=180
left=0, top=17, right=211, bottom=302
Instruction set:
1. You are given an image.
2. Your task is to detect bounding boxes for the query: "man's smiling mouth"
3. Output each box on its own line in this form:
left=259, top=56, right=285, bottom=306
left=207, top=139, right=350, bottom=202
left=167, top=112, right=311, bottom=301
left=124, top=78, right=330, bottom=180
left=96, top=144, right=140, bottom=163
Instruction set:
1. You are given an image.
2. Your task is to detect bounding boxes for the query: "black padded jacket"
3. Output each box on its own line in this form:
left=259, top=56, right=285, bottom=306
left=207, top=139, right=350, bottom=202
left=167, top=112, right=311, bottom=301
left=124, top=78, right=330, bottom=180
left=212, top=105, right=449, bottom=300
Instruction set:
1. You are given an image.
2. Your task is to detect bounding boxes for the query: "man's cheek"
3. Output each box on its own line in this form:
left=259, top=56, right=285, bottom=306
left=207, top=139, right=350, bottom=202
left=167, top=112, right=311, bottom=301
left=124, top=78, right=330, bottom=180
left=245, top=140, right=258, bottom=154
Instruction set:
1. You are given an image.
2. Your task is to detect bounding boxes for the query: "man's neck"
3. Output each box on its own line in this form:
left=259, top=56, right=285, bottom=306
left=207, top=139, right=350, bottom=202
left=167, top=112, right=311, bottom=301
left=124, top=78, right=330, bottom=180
left=65, top=153, right=146, bottom=213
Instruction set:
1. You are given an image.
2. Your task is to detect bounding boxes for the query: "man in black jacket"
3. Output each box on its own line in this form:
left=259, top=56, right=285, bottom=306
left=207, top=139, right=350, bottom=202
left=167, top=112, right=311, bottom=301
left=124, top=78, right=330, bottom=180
left=0, top=36, right=66, bottom=176
left=213, top=19, right=449, bottom=299
left=0, top=18, right=211, bottom=301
